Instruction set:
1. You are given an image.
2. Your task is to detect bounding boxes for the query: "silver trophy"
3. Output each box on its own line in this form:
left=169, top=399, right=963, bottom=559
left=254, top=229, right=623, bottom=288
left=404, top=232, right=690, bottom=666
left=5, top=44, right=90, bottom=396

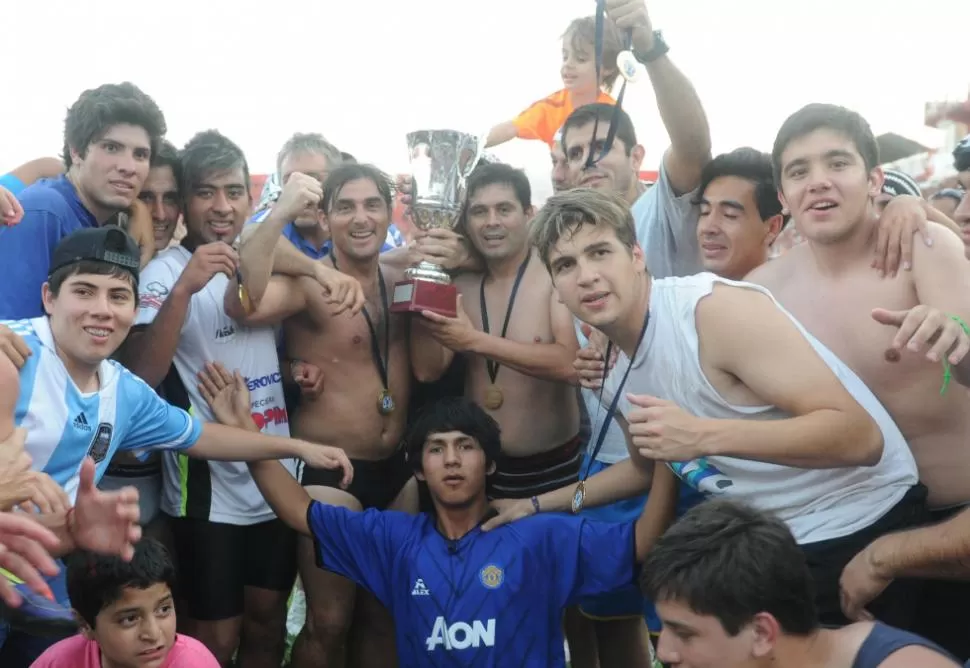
left=391, top=129, right=485, bottom=316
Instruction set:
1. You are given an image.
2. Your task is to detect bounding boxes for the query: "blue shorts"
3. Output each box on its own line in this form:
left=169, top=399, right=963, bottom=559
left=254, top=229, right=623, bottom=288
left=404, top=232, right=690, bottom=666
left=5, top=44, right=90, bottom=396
left=576, top=457, right=706, bottom=632
left=576, top=457, right=659, bottom=629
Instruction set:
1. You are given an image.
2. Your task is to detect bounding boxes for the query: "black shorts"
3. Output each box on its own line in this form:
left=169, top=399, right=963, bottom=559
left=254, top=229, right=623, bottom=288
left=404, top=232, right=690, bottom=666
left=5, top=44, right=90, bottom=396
left=300, top=448, right=412, bottom=510
left=490, top=435, right=583, bottom=500
left=169, top=516, right=297, bottom=621
left=908, top=505, right=970, bottom=661
left=801, top=484, right=928, bottom=629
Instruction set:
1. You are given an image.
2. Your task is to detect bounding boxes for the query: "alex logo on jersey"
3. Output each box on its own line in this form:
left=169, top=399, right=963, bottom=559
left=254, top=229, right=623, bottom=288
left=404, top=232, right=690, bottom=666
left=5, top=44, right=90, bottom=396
left=411, top=579, right=430, bottom=596
left=425, top=617, right=496, bottom=652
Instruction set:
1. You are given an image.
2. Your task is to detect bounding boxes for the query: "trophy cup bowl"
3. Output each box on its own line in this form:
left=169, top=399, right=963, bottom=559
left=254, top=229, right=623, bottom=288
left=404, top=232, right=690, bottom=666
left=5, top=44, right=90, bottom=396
left=391, top=129, right=485, bottom=318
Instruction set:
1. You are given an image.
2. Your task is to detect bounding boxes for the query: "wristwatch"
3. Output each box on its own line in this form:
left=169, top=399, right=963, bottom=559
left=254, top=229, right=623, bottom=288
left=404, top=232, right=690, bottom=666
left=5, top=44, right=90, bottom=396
left=633, top=31, right=669, bottom=65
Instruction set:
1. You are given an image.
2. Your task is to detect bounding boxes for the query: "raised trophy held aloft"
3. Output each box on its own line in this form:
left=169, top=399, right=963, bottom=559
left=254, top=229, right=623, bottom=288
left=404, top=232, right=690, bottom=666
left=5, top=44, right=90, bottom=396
left=391, top=129, right=484, bottom=318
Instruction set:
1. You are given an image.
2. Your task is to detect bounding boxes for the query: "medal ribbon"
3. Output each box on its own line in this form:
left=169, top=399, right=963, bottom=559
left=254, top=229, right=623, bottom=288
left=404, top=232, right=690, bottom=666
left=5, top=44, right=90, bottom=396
left=479, top=254, right=532, bottom=385
left=581, top=306, right=651, bottom=481
left=332, top=255, right=391, bottom=395
left=583, top=0, right=634, bottom=170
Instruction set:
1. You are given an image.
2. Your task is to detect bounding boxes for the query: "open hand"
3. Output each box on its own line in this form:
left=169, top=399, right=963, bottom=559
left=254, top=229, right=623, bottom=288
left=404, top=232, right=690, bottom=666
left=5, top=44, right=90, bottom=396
left=198, top=362, right=252, bottom=428
left=72, top=459, right=141, bottom=560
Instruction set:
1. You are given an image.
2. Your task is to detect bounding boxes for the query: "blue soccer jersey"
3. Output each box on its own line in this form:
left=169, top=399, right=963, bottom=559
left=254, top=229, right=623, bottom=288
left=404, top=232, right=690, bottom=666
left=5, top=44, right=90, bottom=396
left=307, top=502, right=637, bottom=667
left=0, top=176, right=98, bottom=318
left=7, top=317, right=203, bottom=501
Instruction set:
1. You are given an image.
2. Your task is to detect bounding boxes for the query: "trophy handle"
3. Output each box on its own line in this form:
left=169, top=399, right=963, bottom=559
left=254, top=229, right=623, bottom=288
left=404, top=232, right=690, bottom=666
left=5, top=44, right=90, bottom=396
left=457, top=131, right=489, bottom=182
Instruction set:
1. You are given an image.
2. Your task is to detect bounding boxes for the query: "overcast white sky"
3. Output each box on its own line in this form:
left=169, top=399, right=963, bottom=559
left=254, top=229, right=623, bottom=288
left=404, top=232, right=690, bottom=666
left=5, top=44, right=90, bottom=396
left=2, top=0, right=968, bottom=196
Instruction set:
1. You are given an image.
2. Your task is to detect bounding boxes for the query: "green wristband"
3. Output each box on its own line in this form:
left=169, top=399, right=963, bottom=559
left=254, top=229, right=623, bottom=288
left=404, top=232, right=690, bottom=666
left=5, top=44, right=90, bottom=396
left=939, top=315, right=970, bottom=396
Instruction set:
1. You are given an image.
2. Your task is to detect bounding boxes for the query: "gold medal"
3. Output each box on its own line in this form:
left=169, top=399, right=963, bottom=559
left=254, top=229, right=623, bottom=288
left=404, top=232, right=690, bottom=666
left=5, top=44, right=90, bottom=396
left=484, top=385, right=504, bottom=410
left=238, top=283, right=253, bottom=314
left=571, top=481, right=586, bottom=514
left=378, top=389, right=395, bottom=415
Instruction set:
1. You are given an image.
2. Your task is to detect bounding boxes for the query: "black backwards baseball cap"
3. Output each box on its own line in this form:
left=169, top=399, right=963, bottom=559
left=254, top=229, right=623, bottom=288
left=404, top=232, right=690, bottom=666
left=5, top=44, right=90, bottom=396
left=48, top=227, right=141, bottom=282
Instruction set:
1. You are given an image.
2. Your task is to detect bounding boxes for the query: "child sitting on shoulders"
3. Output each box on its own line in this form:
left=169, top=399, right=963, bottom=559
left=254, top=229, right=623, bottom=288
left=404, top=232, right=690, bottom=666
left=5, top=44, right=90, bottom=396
left=485, top=15, right=622, bottom=150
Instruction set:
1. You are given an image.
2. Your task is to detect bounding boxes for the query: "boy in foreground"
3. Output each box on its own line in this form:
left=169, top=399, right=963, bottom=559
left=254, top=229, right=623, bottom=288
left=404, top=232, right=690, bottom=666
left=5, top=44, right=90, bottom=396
left=198, top=364, right=672, bottom=667
left=32, top=537, right=219, bottom=667
left=642, top=500, right=957, bottom=667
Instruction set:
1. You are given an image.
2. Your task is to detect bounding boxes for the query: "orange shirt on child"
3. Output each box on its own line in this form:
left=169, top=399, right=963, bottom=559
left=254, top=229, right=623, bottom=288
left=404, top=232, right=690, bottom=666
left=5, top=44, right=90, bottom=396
left=513, top=89, right=615, bottom=149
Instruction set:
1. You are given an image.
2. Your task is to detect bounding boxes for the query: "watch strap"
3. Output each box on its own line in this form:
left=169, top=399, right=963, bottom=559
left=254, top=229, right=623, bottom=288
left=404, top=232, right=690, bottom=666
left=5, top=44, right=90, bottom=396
left=634, top=31, right=669, bottom=64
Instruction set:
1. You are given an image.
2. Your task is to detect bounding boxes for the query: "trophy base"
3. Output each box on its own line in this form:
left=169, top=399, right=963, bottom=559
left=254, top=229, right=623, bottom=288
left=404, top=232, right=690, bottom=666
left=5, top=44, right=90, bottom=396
left=391, top=278, right=457, bottom=318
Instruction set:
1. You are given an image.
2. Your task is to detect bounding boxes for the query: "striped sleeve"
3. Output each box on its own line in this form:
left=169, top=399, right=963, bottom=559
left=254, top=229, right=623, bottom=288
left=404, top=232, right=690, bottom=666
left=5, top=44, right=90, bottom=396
left=115, top=365, right=202, bottom=456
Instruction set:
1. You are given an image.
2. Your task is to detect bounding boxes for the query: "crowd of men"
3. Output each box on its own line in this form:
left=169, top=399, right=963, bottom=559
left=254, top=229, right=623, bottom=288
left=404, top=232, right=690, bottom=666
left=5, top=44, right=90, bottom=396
left=1, top=0, right=970, bottom=667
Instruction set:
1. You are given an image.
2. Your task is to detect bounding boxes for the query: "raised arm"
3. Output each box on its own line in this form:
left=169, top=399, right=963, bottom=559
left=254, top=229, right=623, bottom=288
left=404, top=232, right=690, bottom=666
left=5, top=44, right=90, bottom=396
left=223, top=274, right=308, bottom=327
left=238, top=173, right=322, bottom=304
left=692, top=285, right=882, bottom=468
left=608, top=0, right=711, bottom=194
left=485, top=121, right=519, bottom=149
left=250, top=459, right=314, bottom=536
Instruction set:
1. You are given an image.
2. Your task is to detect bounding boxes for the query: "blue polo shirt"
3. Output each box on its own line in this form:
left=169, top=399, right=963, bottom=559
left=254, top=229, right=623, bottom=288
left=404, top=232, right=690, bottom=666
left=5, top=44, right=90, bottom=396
left=308, top=503, right=637, bottom=666
left=0, top=176, right=97, bottom=318
left=248, top=208, right=330, bottom=260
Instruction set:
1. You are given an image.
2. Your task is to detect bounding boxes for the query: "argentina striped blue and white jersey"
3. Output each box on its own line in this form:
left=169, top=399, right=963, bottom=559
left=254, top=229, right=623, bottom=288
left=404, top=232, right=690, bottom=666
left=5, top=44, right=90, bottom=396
left=6, top=317, right=203, bottom=503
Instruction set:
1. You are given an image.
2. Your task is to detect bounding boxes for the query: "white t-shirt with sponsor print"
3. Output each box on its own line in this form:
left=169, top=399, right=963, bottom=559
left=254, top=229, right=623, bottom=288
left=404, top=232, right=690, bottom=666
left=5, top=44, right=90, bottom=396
left=135, top=246, right=295, bottom=525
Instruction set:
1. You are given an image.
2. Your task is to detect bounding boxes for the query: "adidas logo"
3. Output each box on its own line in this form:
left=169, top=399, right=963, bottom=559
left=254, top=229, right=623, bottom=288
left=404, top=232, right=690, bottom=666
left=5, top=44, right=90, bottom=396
left=73, top=413, right=91, bottom=431
left=215, top=325, right=236, bottom=339
left=411, top=578, right=430, bottom=596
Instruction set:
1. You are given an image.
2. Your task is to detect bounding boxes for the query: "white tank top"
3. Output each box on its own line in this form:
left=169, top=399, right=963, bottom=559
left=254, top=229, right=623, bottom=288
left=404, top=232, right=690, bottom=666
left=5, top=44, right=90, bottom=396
left=605, top=273, right=918, bottom=545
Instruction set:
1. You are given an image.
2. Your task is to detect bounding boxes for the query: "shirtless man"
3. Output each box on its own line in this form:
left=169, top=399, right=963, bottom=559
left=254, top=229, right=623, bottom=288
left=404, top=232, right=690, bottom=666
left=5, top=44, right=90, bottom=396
left=227, top=162, right=413, bottom=668
left=411, top=163, right=582, bottom=499
left=745, top=104, right=970, bottom=657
